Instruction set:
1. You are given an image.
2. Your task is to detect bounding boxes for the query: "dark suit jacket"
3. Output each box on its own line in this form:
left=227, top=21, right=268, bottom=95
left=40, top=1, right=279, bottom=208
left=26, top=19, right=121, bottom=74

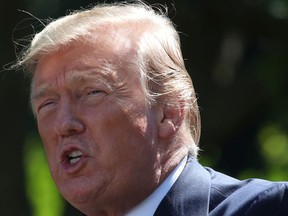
left=154, top=156, right=288, bottom=216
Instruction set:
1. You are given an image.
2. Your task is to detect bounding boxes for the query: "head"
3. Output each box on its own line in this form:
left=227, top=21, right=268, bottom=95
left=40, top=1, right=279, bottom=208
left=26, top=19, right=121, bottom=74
left=17, top=1, right=200, bottom=215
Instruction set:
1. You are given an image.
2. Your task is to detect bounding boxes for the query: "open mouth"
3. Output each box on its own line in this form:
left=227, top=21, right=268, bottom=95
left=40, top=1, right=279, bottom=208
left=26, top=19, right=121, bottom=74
left=68, top=150, right=83, bottom=165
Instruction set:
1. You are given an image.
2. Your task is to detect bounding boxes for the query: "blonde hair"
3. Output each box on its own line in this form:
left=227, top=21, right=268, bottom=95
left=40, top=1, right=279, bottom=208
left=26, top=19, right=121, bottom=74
left=16, top=1, right=201, bottom=155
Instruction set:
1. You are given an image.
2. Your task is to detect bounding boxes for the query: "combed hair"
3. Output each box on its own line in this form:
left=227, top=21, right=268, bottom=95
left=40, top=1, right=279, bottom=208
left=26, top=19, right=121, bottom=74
left=15, top=1, right=201, bottom=156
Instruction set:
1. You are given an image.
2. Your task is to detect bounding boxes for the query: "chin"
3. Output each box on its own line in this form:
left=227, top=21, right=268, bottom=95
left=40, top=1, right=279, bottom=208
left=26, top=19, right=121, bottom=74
left=64, top=189, right=106, bottom=216
left=70, top=188, right=92, bottom=203
left=55, top=172, right=113, bottom=212
left=57, top=179, right=92, bottom=204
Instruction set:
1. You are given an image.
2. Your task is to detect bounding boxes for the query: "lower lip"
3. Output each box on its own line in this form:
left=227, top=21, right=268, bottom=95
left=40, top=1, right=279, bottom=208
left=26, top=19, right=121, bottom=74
left=61, top=156, right=88, bottom=174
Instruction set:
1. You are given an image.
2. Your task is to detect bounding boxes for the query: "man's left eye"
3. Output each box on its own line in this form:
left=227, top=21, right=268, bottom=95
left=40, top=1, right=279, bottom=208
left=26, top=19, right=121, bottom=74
left=87, top=90, right=102, bottom=95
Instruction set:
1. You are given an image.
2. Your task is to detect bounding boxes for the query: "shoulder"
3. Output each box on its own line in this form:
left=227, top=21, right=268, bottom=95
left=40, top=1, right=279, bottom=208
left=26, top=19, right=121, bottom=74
left=243, top=182, right=288, bottom=216
left=207, top=168, right=288, bottom=216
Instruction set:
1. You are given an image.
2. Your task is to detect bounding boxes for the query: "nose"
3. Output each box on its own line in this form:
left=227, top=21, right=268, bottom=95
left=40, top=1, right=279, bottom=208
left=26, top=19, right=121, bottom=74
left=55, top=103, right=85, bottom=137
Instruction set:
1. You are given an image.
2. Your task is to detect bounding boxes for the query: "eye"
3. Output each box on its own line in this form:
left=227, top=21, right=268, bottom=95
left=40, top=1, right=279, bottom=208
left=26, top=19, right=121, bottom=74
left=87, top=90, right=103, bottom=95
left=38, top=100, right=56, bottom=111
left=82, top=88, right=107, bottom=105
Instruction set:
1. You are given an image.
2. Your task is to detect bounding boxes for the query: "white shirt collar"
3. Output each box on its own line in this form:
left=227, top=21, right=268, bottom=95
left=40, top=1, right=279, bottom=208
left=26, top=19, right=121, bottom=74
left=125, top=156, right=187, bottom=216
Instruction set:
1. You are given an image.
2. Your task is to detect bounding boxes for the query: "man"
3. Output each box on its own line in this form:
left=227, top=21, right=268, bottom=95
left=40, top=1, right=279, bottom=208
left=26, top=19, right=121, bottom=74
left=15, top=1, right=288, bottom=216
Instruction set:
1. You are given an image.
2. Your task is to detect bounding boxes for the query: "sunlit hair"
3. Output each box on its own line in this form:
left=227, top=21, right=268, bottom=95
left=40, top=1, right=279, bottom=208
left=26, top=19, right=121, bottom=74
left=15, top=1, right=201, bottom=156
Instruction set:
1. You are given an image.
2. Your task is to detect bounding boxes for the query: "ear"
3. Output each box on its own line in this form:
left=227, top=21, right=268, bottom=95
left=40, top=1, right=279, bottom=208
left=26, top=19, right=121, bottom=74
left=158, top=102, right=185, bottom=139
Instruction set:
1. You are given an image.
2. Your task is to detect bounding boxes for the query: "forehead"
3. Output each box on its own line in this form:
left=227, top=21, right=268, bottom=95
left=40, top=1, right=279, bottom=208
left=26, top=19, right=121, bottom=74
left=33, top=33, right=138, bottom=86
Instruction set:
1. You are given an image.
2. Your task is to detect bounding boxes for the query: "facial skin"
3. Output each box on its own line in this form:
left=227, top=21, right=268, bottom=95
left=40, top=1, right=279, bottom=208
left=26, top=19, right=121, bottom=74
left=31, top=32, right=187, bottom=215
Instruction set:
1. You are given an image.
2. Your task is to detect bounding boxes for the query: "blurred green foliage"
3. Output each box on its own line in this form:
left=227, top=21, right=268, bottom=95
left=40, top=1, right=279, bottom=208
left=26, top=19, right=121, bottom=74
left=236, top=123, right=288, bottom=181
left=23, top=134, right=64, bottom=216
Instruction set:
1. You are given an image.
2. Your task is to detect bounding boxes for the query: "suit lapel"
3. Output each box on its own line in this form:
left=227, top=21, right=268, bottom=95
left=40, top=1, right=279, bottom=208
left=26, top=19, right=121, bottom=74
left=154, top=156, right=211, bottom=216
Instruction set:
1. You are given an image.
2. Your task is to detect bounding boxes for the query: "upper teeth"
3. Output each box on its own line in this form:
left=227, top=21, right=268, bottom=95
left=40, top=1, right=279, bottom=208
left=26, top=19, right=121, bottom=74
left=68, top=150, right=83, bottom=164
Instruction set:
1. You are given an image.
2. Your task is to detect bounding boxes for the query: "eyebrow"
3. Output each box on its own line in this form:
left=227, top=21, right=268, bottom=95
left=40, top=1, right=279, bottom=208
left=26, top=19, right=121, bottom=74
left=67, top=67, right=119, bottom=91
left=31, top=66, right=119, bottom=102
left=30, top=83, right=53, bottom=102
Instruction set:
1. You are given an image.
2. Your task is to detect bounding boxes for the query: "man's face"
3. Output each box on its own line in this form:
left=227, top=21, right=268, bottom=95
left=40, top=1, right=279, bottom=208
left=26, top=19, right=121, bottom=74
left=31, top=40, right=163, bottom=213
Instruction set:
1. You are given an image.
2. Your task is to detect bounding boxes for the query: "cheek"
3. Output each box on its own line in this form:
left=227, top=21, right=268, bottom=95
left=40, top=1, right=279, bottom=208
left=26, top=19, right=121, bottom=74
left=37, top=118, right=58, bottom=167
left=101, top=105, right=149, bottom=140
left=37, top=114, right=54, bottom=137
left=86, top=103, right=152, bottom=160
left=37, top=120, right=54, bottom=150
